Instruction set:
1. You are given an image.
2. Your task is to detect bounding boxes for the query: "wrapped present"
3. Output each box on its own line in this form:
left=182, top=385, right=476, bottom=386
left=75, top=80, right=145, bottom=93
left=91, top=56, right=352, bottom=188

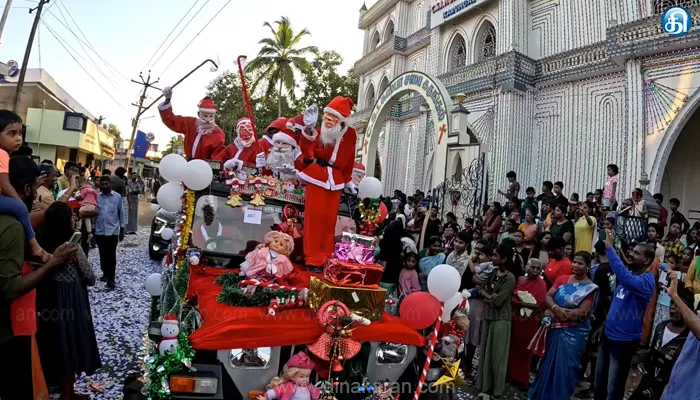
left=332, top=240, right=375, bottom=264
left=339, top=232, right=376, bottom=248
left=324, top=259, right=383, bottom=288
left=308, top=277, right=386, bottom=321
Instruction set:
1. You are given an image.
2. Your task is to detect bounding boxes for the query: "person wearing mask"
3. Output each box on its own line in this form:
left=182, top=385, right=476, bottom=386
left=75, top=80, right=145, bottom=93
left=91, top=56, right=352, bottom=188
left=95, top=176, right=125, bottom=289
left=668, top=198, right=689, bottom=235
left=0, top=156, right=77, bottom=399
left=653, top=193, right=668, bottom=236
left=126, top=173, right=142, bottom=234
left=35, top=202, right=101, bottom=400
left=594, top=230, right=656, bottom=400
left=477, top=244, right=517, bottom=400
left=549, top=203, right=575, bottom=244
left=543, top=235, right=572, bottom=287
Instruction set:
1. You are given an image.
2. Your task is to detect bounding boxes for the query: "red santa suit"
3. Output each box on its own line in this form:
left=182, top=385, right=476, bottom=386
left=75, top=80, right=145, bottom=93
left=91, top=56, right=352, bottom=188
left=218, top=118, right=265, bottom=170
left=298, top=97, right=357, bottom=267
left=158, top=96, right=225, bottom=160
left=266, top=126, right=306, bottom=180
left=260, top=117, right=287, bottom=155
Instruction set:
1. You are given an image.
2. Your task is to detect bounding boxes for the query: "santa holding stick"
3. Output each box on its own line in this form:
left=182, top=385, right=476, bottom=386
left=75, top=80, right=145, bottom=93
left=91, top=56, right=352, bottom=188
left=158, top=86, right=225, bottom=160
left=218, top=117, right=266, bottom=170
left=298, top=97, right=357, bottom=267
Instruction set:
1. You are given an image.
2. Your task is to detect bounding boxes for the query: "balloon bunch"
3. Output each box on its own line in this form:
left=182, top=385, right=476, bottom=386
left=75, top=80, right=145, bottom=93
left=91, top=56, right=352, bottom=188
left=156, top=154, right=213, bottom=213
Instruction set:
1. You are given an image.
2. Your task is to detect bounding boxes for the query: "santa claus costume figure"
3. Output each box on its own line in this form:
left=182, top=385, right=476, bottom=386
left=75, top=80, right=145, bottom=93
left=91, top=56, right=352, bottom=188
left=158, top=86, right=225, bottom=160
left=219, top=118, right=266, bottom=170
left=298, top=97, right=357, bottom=267
left=266, top=125, right=305, bottom=181
left=352, top=162, right=366, bottom=186
left=260, top=117, right=288, bottom=155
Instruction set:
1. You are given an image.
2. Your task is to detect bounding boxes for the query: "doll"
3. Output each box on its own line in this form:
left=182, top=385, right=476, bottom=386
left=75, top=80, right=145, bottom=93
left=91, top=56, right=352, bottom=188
left=251, top=177, right=266, bottom=206
left=158, top=314, right=179, bottom=355
left=226, top=177, right=243, bottom=207
left=240, top=231, right=294, bottom=282
left=259, top=352, right=320, bottom=400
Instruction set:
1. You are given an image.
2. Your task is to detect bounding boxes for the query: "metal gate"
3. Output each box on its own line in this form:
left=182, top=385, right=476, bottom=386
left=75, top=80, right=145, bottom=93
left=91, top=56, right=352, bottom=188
left=430, top=152, right=487, bottom=223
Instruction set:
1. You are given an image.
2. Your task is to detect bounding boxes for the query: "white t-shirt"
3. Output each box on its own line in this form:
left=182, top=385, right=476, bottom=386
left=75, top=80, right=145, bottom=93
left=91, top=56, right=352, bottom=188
left=661, top=326, right=680, bottom=347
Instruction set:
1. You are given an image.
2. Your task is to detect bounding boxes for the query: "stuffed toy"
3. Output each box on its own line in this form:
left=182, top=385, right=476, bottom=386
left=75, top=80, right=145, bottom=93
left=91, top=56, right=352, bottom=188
left=241, top=231, right=295, bottom=282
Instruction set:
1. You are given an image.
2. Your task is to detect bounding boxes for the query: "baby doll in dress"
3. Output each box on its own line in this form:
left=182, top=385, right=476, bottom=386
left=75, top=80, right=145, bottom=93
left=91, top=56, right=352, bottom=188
left=240, top=231, right=294, bottom=282
left=259, top=352, right=320, bottom=400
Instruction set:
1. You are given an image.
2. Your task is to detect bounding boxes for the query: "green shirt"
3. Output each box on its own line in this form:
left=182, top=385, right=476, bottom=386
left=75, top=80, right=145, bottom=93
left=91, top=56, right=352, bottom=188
left=483, top=269, right=516, bottom=321
left=0, top=215, right=27, bottom=344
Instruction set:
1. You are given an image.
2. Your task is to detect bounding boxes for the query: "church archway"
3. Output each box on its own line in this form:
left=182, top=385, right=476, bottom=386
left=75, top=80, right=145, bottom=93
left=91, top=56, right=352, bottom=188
left=361, top=71, right=453, bottom=189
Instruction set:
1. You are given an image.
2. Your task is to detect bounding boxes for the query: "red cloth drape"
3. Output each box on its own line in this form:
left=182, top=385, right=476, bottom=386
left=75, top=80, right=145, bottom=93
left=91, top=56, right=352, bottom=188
left=187, top=266, right=426, bottom=350
left=507, top=276, right=548, bottom=386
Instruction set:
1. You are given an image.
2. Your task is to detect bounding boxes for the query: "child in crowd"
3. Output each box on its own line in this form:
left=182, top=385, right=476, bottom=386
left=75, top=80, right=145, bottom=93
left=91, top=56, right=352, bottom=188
left=0, top=110, right=50, bottom=261
left=398, top=252, right=420, bottom=298
left=76, top=177, right=98, bottom=240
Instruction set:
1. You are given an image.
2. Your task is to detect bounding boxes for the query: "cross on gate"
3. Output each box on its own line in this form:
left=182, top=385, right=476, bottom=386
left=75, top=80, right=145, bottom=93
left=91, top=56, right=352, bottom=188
left=364, top=139, right=369, bottom=153
left=438, top=124, right=447, bottom=144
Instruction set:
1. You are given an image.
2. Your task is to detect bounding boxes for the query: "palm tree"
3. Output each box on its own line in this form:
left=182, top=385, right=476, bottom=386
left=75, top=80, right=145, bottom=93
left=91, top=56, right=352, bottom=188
left=163, top=135, right=184, bottom=156
left=247, top=17, right=317, bottom=117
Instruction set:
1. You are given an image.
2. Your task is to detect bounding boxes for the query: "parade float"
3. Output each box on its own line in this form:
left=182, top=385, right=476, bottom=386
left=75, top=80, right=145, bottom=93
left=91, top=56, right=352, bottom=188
left=137, top=60, right=470, bottom=400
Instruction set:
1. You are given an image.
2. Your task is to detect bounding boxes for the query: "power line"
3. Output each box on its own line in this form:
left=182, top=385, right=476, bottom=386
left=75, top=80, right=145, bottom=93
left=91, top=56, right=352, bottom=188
left=141, top=0, right=200, bottom=72
left=149, top=0, right=211, bottom=72
left=159, top=0, right=231, bottom=77
left=42, top=21, right=131, bottom=115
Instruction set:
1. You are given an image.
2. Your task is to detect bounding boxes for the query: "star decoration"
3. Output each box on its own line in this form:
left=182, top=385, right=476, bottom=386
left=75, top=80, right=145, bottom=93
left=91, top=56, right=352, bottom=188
left=433, top=358, right=466, bottom=387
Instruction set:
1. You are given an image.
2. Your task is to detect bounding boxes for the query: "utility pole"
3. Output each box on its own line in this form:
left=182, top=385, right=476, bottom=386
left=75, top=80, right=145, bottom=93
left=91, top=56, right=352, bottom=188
left=12, top=0, right=49, bottom=113
left=125, top=72, right=159, bottom=173
left=0, top=0, right=14, bottom=46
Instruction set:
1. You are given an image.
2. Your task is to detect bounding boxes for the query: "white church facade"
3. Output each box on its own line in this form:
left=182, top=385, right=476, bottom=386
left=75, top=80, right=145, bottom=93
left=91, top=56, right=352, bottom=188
left=350, top=0, right=700, bottom=222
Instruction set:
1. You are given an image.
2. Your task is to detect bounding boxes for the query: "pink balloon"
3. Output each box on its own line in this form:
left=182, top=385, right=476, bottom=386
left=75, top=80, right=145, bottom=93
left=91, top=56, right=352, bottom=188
left=399, top=292, right=441, bottom=330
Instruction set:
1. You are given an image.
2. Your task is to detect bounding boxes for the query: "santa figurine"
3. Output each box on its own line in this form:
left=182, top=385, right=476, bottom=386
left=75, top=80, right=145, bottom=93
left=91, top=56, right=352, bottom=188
left=297, top=97, right=357, bottom=267
left=219, top=118, right=266, bottom=170
left=352, top=162, right=365, bottom=187
left=159, top=314, right=180, bottom=355
left=260, top=118, right=288, bottom=155
left=266, top=124, right=305, bottom=181
left=158, top=87, right=225, bottom=160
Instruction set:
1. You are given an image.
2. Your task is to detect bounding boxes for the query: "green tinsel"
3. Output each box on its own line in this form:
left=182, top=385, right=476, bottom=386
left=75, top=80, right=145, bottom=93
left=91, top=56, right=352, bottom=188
left=215, top=273, right=300, bottom=307
left=145, top=332, right=195, bottom=400
left=174, top=258, right=190, bottom=302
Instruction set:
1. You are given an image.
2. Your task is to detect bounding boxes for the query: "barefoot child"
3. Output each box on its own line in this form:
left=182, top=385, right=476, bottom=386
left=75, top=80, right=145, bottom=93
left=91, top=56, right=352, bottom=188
left=0, top=110, right=50, bottom=261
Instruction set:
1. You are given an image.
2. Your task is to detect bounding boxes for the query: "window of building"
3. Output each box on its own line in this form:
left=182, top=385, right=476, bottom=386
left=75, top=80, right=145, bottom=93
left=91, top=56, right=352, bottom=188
left=654, top=0, right=697, bottom=14
left=447, top=34, right=467, bottom=71
left=370, top=30, right=381, bottom=52
left=378, top=76, right=390, bottom=94
left=453, top=155, right=463, bottom=181
left=477, top=21, right=497, bottom=61
left=366, top=83, right=376, bottom=108
left=384, top=20, right=395, bottom=42
left=63, top=112, right=87, bottom=132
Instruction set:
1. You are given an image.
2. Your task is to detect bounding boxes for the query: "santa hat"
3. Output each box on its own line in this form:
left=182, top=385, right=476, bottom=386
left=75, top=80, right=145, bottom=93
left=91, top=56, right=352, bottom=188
left=324, top=96, right=355, bottom=121
left=272, top=127, right=298, bottom=147
left=286, top=114, right=305, bottom=131
left=198, top=97, right=218, bottom=113
left=162, top=314, right=178, bottom=326
left=266, top=118, right=288, bottom=133
left=237, top=118, right=254, bottom=135
left=264, top=231, right=294, bottom=253
left=353, top=162, right=366, bottom=176
left=253, top=176, right=264, bottom=185
left=286, top=351, right=314, bottom=369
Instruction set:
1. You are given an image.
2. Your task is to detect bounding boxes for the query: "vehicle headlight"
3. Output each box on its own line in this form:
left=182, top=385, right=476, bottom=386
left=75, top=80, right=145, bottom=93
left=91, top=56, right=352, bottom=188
left=154, top=217, right=168, bottom=234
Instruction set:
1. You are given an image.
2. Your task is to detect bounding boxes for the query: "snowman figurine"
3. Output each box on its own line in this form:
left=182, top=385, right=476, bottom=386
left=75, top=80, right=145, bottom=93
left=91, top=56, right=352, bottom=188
left=159, top=314, right=180, bottom=355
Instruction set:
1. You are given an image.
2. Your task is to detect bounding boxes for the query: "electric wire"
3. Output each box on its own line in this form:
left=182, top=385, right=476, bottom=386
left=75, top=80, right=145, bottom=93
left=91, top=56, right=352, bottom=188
left=149, top=0, right=211, bottom=72
left=141, top=0, right=200, bottom=73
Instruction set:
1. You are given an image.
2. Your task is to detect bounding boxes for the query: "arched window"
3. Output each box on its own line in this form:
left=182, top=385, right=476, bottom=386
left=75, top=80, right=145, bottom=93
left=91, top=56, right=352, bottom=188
left=453, top=155, right=463, bottom=181
left=365, top=84, right=376, bottom=109
left=378, top=76, right=390, bottom=94
left=383, top=20, right=395, bottom=41
left=447, top=34, right=467, bottom=71
left=654, top=0, right=696, bottom=14
left=476, top=21, right=496, bottom=61
left=370, top=30, right=381, bottom=52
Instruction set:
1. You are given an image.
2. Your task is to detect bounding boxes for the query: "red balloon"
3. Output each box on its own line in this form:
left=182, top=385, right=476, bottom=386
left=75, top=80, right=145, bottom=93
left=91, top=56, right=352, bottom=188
left=399, top=292, right=441, bottom=330
left=378, top=202, right=388, bottom=223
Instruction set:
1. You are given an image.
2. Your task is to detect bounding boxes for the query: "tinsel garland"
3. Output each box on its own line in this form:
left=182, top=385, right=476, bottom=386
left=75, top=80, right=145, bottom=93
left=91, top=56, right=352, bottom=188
left=143, top=332, right=195, bottom=399
left=176, top=190, right=196, bottom=258
left=215, top=273, right=300, bottom=307
left=359, top=199, right=380, bottom=223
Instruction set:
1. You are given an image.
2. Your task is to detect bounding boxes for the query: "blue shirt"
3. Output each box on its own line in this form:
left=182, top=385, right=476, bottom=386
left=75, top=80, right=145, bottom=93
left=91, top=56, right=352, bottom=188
left=604, top=247, right=655, bottom=341
left=95, top=191, right=125, bottom=236
left=663, top=331, right=700, bottom=399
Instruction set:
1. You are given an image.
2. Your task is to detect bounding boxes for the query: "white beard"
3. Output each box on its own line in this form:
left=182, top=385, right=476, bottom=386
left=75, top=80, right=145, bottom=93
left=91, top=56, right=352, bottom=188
left=197, top=119, right=216, bottom=135
left=320, top=124, right=344, bottom=146
left=266, top=148, right=297, bottom=180
left=234, top=136, right=253, bottom=148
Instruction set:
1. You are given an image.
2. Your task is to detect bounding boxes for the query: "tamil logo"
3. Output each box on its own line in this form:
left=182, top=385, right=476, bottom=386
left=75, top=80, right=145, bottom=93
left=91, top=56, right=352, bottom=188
left=662, top=6, right=692, bottom=37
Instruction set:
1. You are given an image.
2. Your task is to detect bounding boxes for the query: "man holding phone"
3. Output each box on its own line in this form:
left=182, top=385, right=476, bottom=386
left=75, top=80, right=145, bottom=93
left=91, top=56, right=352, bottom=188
left=95, top=175, right=125, bottom=289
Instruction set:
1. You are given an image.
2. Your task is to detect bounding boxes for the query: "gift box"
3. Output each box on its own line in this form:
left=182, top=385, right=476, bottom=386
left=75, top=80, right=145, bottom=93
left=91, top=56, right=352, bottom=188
left=324, top=259, right=383, bottom=289
left=332, top=241, right=375, bottom=264
left=338, top=232, right=376, bottom=248
left=308, top=277, right=386, bottom=321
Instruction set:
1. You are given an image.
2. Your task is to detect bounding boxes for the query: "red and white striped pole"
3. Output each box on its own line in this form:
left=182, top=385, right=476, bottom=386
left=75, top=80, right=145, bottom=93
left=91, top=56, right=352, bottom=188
left=237, top=279, right=301, bottom=292
left=413, top=303, right=444, bottom=400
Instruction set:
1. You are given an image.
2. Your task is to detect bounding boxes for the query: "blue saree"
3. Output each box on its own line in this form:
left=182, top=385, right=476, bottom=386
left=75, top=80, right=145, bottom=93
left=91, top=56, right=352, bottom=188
left=528, top=279, right=599, bottom=400
left=418, top=253, right=446, bottom=291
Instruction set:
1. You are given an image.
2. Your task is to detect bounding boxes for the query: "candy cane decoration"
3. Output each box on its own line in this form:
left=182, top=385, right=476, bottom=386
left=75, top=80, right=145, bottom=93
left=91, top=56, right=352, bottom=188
left=413, top=303, right=444, bottom=400
left=384, top=299, right=396, bottom=305
left=237, top=279, right=301, bottom=292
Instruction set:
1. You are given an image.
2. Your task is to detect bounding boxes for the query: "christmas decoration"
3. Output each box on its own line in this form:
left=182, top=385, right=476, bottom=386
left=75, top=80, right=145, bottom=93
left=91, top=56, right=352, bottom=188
left=358, top=198, right=380, bottom=236
left=250, top=177, right=266, bottom=206
left=221, top=117, right=265, bottom=169
left=240, top=231, right=295, bottom=282
left=226, top=177, right=244, bottom=207
left=159, top=314, right=180, bottom=355
left=413, top=304, right=444, bottom=400
left=143, top=332, right=195, bottom=400
left=259, top=352, right=320, bottom=400
left=308, top=277, right=386, bottom=322
left=202, top=203, right=215, bottom=226
left=433, top=357, right=466, bottom=388
left=215, top=273, right=300, bottom=307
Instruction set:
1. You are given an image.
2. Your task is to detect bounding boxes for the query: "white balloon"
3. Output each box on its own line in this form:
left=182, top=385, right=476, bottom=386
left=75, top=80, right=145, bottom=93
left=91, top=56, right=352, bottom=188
left=157, top=182, right=184, bottom=212
left=160, top=227, right=174, bottom=241
left=441, top=292, right=464, bottom=322
left=145, top=273, right=163, bottom=296
left=427, top=264, right=461, bottom=302
left=150, top=203, right=161, bottom=212
left=183, top=159, right=213, bottom=190
left=159, top=154, right=188, bottom=183
left=358, top=176, right=382, bottom=199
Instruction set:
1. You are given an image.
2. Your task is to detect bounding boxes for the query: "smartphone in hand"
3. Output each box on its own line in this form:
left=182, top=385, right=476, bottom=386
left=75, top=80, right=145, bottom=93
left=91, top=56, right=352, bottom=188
left=67, top=231, right=82, bottom=245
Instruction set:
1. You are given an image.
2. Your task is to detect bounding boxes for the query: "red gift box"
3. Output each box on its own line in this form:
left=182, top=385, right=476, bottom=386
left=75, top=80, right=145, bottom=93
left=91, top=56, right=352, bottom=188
left=324, top=259, right=383, bottom=289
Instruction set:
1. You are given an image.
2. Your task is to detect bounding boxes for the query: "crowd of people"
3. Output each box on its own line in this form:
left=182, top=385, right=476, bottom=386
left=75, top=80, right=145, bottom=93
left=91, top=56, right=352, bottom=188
left=372, top=169, right=699, bottom=400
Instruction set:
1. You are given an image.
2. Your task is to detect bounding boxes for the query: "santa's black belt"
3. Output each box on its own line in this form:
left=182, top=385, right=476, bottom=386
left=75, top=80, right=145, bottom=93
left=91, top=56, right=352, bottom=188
left=306, top=158, right=337, bottom=169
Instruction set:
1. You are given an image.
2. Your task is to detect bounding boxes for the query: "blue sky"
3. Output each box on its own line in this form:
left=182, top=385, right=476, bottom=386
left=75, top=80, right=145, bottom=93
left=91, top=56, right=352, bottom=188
left=0, top=0, right=369, bottom=146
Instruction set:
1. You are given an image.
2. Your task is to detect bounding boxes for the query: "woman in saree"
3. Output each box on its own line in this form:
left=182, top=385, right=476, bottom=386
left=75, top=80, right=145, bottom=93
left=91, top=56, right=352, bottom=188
left=418, top=236, right=446, bottom=291
left=528, top=251, right=599, bottom=400
left=519, top=206, right=540, bottom=250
